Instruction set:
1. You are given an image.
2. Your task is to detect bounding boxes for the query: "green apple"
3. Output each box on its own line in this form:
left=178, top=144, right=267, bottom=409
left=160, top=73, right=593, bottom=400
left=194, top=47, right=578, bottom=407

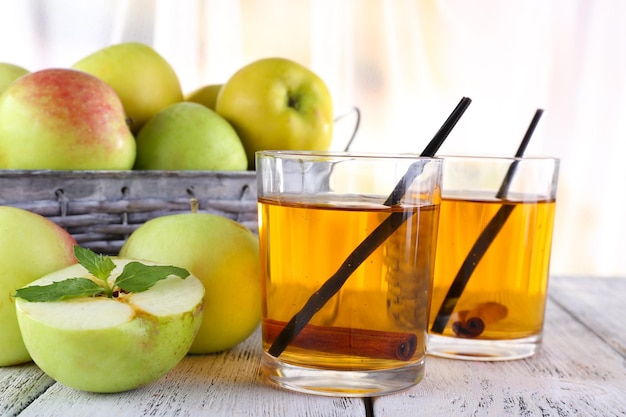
left=134, top=102, right=247, bottom=170
left=0, top=68, right=136, bottom=170
left=72, top=42, right=183, bottom=133
left=185, top=84, right=222, bottom=110
left=15, top=253, right=204, bottom=393
left=0, top=62, right=29, bottom=94
left=0, top=206, right=77, bottom=367
left=216, top=57, right=334, bottom=169
left=119, top=212, right=261, bottom=354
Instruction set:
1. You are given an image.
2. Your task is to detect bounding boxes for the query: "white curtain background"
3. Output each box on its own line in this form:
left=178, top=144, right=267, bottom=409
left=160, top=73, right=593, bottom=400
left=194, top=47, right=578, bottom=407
left=1, top=0, right=624, bottom=278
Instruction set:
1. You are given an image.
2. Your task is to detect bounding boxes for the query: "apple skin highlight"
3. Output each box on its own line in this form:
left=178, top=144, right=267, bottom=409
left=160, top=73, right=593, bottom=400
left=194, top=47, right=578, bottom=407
left=0, top=68, right=136, bottom=170
left=12, top=69, right=126, bottom=139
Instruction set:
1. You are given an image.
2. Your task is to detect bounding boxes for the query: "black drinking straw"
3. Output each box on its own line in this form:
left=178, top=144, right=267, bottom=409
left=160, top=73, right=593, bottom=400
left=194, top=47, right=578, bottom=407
left=384, top=97, right=473, bottom=206
left=429, top=108, right=544, bottom=334
left=268, top=97, right=472, bottom=358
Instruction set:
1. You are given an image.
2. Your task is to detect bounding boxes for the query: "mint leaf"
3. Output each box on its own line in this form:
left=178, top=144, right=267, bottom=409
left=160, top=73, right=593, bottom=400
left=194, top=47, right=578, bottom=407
left=114, top=262, right=190, bottom=293
left=74, top=245, right=115, bottom=281
left=14, top=246, right=191, bottom=303
left=14, top=278, right=105, bottom=302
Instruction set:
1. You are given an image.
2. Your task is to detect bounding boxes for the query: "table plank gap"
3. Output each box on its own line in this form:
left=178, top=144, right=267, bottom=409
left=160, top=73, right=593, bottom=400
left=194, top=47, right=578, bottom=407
left=0, top=364, right=54, bottom=417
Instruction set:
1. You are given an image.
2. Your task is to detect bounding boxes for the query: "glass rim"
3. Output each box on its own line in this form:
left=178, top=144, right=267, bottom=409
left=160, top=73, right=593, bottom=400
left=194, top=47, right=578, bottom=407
left=437, top=154, right=560, bottom=163
left=255, top=151, right=558, bottom=162
left=255, top=150, right=441, bottom=161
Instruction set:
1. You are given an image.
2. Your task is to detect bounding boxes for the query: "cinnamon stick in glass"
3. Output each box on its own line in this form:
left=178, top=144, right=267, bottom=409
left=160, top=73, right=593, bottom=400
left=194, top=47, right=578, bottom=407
left=263, top=319, right=418, bottom=361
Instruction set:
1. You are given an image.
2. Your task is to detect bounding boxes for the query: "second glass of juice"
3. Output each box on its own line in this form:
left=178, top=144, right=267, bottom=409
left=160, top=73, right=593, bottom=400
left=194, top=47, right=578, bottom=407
left=427, top=155, right=560, bottom=360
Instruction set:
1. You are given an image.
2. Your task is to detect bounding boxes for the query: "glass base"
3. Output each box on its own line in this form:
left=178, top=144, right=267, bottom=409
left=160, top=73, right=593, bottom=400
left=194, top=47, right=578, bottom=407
left=427, top=333, right=541, bottom=361
left=260, top=353, right=425, bottom=397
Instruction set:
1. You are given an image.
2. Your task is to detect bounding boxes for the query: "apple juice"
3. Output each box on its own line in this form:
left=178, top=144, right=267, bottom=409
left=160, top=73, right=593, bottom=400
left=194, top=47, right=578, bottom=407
left=258, top=194, right=439, bottom=371
left=428, top=195, right=556, bottom=341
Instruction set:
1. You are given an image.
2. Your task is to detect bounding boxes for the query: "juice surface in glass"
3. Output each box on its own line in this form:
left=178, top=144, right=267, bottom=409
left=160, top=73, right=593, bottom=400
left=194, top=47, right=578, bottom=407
left=428, top=193, right=556, bottom=341
left=259, top=194, right=439, bottom=371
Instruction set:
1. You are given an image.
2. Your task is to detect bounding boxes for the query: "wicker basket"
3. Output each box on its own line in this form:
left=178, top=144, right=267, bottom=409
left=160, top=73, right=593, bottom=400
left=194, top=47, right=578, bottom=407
left=0, top=170, right=258, bottom=256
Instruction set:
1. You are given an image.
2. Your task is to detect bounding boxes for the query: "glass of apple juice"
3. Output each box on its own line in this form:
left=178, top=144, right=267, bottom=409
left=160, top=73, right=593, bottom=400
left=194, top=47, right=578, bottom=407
left=255, top=150, right=443, bottom=396
left=427, top=155, right=560, bottom=360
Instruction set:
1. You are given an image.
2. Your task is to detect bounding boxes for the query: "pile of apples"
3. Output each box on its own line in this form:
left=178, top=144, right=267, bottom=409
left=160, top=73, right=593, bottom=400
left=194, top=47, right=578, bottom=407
left=0, top=42, right=334, bottom=171
left=0, top=195, right=261, bottom=393
left=0, top=42, right=336, bottom=393
left=0, top=204, right=261, bottom=393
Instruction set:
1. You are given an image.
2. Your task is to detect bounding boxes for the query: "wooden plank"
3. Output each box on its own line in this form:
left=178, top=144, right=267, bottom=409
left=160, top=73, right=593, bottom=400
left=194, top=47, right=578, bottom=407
left=548, top=276, right=626, bottom=356
left=0, top=363, right=54, bottom=417
left=372, top=279, right=626, bottom=416
left=16, top=329, right=366, bottom=417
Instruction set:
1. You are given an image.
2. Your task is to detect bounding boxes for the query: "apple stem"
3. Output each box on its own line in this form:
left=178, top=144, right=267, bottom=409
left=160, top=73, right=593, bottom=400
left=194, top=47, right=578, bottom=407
left=190, top=198, right=199, bottom=214
left=287, top=94, right=299, bottom=110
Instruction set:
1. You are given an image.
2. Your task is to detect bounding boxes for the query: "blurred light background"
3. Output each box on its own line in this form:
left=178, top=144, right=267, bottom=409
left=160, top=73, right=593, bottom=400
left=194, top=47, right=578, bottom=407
left=1, top=0, right=624, bottom=278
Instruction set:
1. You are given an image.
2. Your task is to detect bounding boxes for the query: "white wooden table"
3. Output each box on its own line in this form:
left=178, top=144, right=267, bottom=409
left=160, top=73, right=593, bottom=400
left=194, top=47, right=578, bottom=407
left=2, top=276, right=625, bottom=417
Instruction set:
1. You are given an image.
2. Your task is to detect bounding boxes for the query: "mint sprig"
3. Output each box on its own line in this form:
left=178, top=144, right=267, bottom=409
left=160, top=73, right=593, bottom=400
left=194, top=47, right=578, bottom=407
left=14, top=278, right=105, bottom=302
left=14, top=245, right=190, bottom=302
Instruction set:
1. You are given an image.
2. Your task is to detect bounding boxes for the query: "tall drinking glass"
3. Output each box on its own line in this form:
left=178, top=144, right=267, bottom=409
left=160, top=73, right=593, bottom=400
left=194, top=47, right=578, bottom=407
left=427, top=156, right=559, bottom=360
left=256, top=151, right=442, bottom=396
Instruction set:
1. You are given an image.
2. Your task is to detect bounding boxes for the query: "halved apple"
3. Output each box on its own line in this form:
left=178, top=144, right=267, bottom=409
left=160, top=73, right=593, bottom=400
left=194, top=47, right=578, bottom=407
left=15, top=258, right=204, bottom=393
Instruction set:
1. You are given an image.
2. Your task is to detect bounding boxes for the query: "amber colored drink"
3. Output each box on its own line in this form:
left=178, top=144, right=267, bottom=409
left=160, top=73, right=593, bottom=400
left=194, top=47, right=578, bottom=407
left=428, top=194, right=556, bottom=341
left=259, top=195, right=440, bottom=371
